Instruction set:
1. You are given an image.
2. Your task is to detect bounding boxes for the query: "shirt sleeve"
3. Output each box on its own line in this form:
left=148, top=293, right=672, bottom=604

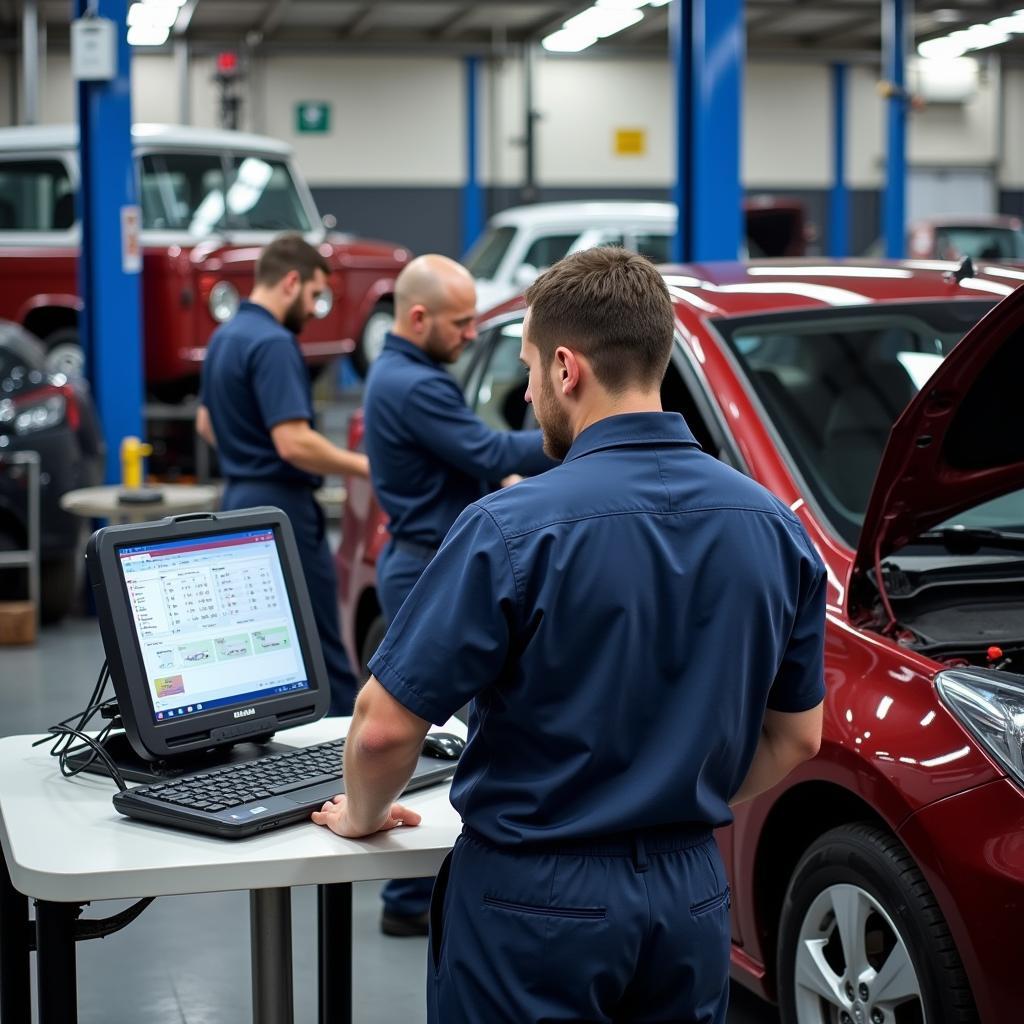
left=766, top=544, right=827, bottom=713
left=405, top=375, right=556, bottom=479
left=249, top=336, right=313, bottom=431
left=368, top=505, right=519, bottom=724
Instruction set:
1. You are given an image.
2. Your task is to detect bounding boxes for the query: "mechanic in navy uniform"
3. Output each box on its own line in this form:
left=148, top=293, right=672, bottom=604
left=361, top=252, right=554, bottom=936
left=313, top=247, right=825, bottom=1022
left=196, top=234, right=368, bottom=717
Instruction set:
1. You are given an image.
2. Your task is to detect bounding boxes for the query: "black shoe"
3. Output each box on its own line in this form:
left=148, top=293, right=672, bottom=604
left=380, top=908, right=430, bottom=937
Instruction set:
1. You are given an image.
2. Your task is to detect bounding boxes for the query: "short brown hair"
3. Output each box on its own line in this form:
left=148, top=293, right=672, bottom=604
left=524, top=247, right=674, bottom=392
left=255, top=233, right=330, bottom=287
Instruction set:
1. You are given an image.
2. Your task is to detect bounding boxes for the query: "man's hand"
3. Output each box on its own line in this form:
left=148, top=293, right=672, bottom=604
left=311, top=794, right=422, bottom=838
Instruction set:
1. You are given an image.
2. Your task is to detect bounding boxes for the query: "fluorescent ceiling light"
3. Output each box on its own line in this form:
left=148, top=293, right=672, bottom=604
left=596, top=0, right=648, bottom=9
left=563, top=6, right=644, bottom=39
left=646, top=0, right=672, bottom=6
left=127, top=23, right=170, bottom=46
left=128, top=2, right=179, bottom=28
left=990, top=14, right=1024, bottom=34
left=542, top=29, right=598, bottom=53
left=950, top=24, right=1009, bottom=49
left=917, top=36, right=967, bottom=58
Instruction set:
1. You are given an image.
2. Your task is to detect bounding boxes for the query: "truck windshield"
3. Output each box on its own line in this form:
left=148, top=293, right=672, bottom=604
left=140, top=152, right=312, bottom=233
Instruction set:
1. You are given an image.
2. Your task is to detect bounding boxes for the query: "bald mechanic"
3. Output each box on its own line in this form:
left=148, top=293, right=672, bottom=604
left=360, top=254, right=554, bottom=936
left=314, top=247, right=824, bottom=1022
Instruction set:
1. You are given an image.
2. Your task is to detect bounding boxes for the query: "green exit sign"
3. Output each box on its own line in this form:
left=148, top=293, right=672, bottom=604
left=295, top=101, right=331, bottom=134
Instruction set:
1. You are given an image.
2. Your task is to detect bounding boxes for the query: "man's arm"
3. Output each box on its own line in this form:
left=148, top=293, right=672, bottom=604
left=195, top=404, right=216, bottom=447
left=311, top=676, right=430, bottom=838
left=729, top=703, right=823, bottom=806
left=271, top=419, right=370, bottom=478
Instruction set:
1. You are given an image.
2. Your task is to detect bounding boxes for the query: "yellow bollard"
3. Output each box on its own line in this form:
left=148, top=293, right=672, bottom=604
left=120, top=436, right=153, bottom=489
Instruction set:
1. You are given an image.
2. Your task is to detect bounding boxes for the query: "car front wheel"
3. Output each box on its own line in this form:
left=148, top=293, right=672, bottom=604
left=777, top=823, right=977, bottom=1024
left=352, top=301, right=394, bottom=377
left=360, top=614, right=386, bottom=681
left=44, top=328, right=84, bottom=379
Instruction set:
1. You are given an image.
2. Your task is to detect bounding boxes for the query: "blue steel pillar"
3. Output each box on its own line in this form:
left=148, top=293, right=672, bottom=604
left=829, top=63, right=849, bottom=258
left=75, top=0, right=144, bottom=483
left=461, top=55, right=484, bottom=256
left=670, top=0, right=745, bottom=262
left=883, top=0, right=910, bottom=259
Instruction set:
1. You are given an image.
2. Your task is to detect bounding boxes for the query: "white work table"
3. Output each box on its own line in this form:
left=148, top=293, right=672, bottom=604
left=0, top=718, right=465, bottom=1024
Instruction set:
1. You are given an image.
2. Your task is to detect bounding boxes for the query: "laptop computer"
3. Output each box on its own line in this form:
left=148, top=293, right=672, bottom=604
left=85, top=507, right=457, bottom=838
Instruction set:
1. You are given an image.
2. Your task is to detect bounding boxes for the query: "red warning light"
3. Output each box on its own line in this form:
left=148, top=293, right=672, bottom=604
left=216, top=51, right=239, bottom=75
left=987, top=646, right=1004, bottom=662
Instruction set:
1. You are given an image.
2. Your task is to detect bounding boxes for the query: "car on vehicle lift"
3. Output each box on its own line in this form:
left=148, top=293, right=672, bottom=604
left=0, top=320, right=103, bottom=622
left=0, top=123, right=410, bottom=397
left=338, top=257, right=1024, bottom=1024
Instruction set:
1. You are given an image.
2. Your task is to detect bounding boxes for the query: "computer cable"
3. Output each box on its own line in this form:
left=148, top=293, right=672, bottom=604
left=33, top=660, right=129, bottom=791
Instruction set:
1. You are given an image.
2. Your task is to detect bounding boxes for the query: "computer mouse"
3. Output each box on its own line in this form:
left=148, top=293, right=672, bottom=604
left=421, top=732, right=466, bottom=761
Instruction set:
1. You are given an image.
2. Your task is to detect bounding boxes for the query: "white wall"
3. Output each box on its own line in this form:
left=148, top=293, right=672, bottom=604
left=1, top=47, right=1020, bottom=193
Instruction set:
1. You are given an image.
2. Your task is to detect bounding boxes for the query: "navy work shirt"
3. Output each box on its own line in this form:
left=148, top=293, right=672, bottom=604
left=369, top=412, right=826, bottom=847
left=200, top=301, right=320, bottom=488
left=362, top=333, right=553, bottom=546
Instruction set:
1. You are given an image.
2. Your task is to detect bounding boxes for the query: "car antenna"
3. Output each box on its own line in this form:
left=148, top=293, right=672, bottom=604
left=946, top=255, right=975, bottom=285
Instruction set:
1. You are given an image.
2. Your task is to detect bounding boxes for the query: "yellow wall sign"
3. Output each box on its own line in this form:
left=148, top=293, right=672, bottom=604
left=615, top=128, right=647, bottom=156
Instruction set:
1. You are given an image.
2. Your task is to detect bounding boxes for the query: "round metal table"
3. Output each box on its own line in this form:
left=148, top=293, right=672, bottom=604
left=59, top=484, right=221, bottom=524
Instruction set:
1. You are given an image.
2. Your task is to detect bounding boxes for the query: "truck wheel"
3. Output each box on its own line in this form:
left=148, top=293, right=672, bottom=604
left=360, top=615, right=386, bottom=680
left=44, top=328, right=84, bottom=379
left=40, top=554, right=79, bottom=623
left=777, top=823, right=977, bottom=1024
left=352, top=301, right=394, bottom=377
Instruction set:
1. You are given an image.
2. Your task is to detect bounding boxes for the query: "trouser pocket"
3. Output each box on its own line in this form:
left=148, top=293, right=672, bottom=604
left=429, top=850, right=454, bottom=975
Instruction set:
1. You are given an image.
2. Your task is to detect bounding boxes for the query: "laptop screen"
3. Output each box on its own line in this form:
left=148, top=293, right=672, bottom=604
left=115, top=526, right=313, bottom=725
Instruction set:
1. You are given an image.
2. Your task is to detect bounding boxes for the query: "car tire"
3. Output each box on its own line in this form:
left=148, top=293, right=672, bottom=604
left=43, top=328, right=84, bottom=380
left=777, top=823, right=977, bottom=1024
left=352, top=301, right=394, bottom=378
left=359, top=614, right=386, bottom=681
left=40, top=554, right=79, bottom=624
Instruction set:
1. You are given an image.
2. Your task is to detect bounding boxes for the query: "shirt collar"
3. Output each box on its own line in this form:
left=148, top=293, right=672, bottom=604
left=238, top=300, right=285, bottom=329
left=563, top=412, right=701, bottom=463
left=383, top=332, right=440, bottom=368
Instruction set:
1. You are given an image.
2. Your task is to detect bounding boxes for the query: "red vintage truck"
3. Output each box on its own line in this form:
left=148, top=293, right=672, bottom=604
left=0, top=123, right=409, bottom=398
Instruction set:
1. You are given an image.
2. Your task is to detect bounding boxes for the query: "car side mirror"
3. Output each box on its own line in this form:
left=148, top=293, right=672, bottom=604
left=513, top=264, right=539, bottom=289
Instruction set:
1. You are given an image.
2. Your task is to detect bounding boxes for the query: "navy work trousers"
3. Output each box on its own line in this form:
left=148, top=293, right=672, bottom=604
left=222, top=480, right=358, bottom=716
left=377, top=539, right=437, bottom=916
left=427, top=828, right=731, bottom=1023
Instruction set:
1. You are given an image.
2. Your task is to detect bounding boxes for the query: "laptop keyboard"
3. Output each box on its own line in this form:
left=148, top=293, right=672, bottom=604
left=127, top=738, right=346, bottom=813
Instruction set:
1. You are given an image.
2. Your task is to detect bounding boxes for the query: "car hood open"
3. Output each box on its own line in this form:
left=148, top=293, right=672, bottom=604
left=852, top=282, right=1024, bottom=585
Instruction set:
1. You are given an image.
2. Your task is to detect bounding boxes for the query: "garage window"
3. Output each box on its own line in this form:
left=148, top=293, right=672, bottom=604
left=0, top=159, right=74, bottom=231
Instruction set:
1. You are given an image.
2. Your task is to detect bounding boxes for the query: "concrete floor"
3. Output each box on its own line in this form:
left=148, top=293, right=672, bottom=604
left=1, top=609, right=780, bottom=1023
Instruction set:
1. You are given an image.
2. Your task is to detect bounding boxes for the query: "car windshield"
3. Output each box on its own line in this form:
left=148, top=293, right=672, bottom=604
left=714, top=300, right=1024, bottom=547
left=933, top=226, right=1024, bottom=260
left=139, top=152, right=312, bottom=233
left=0, top=159, right=75, bottom=231
left=464, top=226, right=515, bottom=279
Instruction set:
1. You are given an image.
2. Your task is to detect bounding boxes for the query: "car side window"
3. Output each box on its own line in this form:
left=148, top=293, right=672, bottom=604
left=660, top=357, right=724, bottom=461
left=0, top=159, right=74, bottom=231
left=522, top=234, right=580, bottom=272
left=468, top=320, right=530, bottom=431
left=634, top=233, right=671, bottom=262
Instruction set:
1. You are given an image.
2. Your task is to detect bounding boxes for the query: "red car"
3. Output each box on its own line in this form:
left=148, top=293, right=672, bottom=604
left=338, top=260, right=1024, bottom=1024
left=906, top=214, right=1024, bottom=263
left=0, top=124, right=410, bottom=398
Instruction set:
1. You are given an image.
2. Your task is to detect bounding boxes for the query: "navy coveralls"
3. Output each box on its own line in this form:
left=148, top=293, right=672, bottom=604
left=200, top=301, right=358, bottom=716
left=363, top=331, right=553, bottom=916
left=369, top=412, right=827, bottom=1023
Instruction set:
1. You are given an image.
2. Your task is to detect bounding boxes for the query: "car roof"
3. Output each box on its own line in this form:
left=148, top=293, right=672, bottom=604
left=657, top=259, right=1022, bottom=318
left=481, top=259, right=1022, bottom=323
left=488, top=200, right=677, bottom=229
left=0, top=123, right=294, bottom=157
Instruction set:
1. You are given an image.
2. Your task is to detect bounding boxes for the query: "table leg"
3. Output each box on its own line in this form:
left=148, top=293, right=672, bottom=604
left=0, top=849, right=30, bottom=1023
left=249, top=888, right=293, bottom=1024
left=35, top=901, right=78, bottom=1023
left=317, top=883, right=352, bottom=1024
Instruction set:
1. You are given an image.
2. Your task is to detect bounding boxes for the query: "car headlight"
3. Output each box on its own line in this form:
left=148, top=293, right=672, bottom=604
left=208, top=281, right=240, bottom=323
left=936, top=668, right=1024, bottom=785
left=0, top=394, right=66, bottom=435
left=313, top=286, right=333, bottom=319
